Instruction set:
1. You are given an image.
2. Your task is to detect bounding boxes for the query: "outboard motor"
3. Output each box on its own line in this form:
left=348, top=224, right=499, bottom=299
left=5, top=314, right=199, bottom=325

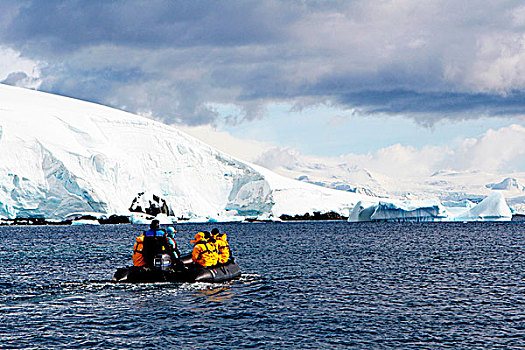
left=154, top=254, right=171, bottom=271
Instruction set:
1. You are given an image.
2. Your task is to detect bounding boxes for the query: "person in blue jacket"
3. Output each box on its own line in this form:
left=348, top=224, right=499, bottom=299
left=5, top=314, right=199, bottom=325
left=165, top=226, right=181, bottom=259
left=142, top=220, right=167, bottom=267
left=165, top=226, right=187, bottom=269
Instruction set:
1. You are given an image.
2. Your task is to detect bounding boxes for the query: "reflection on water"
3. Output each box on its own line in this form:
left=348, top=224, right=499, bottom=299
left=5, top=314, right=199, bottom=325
left=0, top=222, right=524, bottom=349
left=194, top=286, right=233, bottom=302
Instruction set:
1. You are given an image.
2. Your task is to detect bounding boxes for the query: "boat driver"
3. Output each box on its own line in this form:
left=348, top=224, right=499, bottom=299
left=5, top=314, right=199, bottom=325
left=142, top=219, right=169, bottom=267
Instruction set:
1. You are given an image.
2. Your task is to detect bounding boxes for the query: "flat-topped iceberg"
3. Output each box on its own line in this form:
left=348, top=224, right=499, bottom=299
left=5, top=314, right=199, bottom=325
left=348, top=192, right=512, bottom=222
left=349, top=199, right=448, bottom=222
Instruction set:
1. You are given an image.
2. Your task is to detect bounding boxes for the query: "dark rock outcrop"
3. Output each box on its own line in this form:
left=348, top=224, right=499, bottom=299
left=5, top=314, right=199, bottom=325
left=280, top=211, right=347, bottom=221
left=129, top=192, right=173, bottom=216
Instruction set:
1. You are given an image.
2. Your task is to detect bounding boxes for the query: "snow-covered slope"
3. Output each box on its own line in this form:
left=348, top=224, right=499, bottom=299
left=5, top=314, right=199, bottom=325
left=0, top=84, right=370, bottom=220
left=0, top=85, right=516, bottom=222
left=486, top=177, right=524, bottom=191
left=260, top=155, right=525, bottom=215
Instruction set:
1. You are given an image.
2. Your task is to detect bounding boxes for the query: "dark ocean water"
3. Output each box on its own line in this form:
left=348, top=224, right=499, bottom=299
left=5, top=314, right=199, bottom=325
left=0, top=222, right=523, bottom=349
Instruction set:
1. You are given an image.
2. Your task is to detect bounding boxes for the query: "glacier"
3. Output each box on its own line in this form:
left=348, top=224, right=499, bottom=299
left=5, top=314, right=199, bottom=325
left=0, top=84, right=368, bottom=220
left=0, top=84, right=515, bottom=222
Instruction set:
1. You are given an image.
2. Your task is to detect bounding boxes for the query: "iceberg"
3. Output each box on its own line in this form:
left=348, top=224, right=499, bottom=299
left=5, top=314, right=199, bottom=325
left=129, top=213, right=154, bottom=225
left=129, top=213, right=175, bottom=225
left=453, top=192, right=512, bottom=221
left=348, top=199, right=448, bottom=222
left=71, top=219, right=100, bottom=226
left=370, top=199, right=448, bottom=222
left=348, top=192, right=512, bottom=222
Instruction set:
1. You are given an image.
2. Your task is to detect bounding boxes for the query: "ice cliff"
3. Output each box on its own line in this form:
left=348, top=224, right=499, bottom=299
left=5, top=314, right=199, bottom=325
left=0, top=84, right=366, bottom=220
left=0, top=84, right=514, bottom=222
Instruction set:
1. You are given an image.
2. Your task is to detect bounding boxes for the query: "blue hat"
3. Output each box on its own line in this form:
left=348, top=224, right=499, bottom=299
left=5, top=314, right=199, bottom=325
left=166, top=227, right=176, bottom=235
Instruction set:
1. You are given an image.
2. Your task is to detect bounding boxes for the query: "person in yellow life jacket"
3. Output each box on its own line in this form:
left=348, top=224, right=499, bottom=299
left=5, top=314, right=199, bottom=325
left=132, top=234, right=146, bottom=267
left=190, top=231, right=219, bottom=267
left=211, top=228, right=230, bottom=264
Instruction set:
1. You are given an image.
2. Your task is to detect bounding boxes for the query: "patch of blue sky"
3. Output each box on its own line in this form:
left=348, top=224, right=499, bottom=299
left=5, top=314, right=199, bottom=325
left=216, top=103, right=520, bottom=157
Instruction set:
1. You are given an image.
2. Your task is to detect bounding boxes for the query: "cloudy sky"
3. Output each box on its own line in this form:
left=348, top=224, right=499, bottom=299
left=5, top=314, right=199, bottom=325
left=1, top=0, right=524, bottom=174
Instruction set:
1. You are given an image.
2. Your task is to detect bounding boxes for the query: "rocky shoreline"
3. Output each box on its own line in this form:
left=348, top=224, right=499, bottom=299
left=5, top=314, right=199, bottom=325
left=1, top=212, right=523, bottom=225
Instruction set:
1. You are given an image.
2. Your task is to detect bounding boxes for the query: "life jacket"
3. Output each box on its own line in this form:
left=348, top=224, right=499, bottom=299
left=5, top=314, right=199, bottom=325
left=133, top=235, right=146, bottom=266
left=215, top=233, right=230, bottom=264
left=192, top=240, right=219, bottom=267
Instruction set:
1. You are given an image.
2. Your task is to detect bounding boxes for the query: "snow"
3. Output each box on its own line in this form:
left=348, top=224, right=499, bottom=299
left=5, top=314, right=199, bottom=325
left=486, top=177, right=524, bottom=191
left=129, top=213, right=154, bottom=225
left=248, top=147, right=525, bottom=215
left=129, top=213, right=175, bottom=225
left=0, top=84, right=516, bottom=222
left=0, top=84, right=371, bottom=220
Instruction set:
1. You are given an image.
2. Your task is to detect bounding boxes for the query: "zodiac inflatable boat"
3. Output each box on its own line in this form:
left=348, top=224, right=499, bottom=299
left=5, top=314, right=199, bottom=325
left=113, top=255, right=241, bottom=283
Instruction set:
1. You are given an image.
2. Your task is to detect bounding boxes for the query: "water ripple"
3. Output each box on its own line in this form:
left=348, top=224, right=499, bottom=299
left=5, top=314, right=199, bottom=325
left=0, top=222, right=524, bottom=349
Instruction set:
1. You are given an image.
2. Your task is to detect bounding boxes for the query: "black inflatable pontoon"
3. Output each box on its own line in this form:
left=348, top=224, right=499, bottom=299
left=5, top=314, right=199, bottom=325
left=113, top=256, right=241, bottom=283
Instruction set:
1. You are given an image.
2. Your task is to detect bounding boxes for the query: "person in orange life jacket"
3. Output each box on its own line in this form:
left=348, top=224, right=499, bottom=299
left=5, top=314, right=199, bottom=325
left=190, top=231, right=219, bottom=267
left=132, top=233, right=146, bottom=267
left=211, top=228, right=231, bottom=264
left=142, top=219, right=169, bottom=267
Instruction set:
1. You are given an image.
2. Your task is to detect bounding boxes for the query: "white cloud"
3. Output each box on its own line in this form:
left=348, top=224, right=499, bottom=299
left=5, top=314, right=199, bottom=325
left=512, top=4, right=525, bottom=27
left=356, top=144, right=447, bottom=178
left=339, top=124, right=525, bottom=175
left=254, top=147, right=300, bottom=170
left=181, top=123, right=525, bottom=178
left=177, top=124, right=270, bottom=162
left=447, top=124, right=525, bottom=172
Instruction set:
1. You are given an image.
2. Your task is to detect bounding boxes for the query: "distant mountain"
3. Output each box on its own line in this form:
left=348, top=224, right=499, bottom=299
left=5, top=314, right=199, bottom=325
left=263, top=157, right=525, bottom=214
left=256, top=154, right=391, bottom=198
left=486, top=177, right=524, bottom=191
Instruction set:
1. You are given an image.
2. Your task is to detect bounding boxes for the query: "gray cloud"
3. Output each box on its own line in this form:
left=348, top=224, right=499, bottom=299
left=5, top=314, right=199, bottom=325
left=1, top=0, right=525, bottom=125
left=2, top=71, right=30, bottom=86
left=3, top=0, right=293, bottom=51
